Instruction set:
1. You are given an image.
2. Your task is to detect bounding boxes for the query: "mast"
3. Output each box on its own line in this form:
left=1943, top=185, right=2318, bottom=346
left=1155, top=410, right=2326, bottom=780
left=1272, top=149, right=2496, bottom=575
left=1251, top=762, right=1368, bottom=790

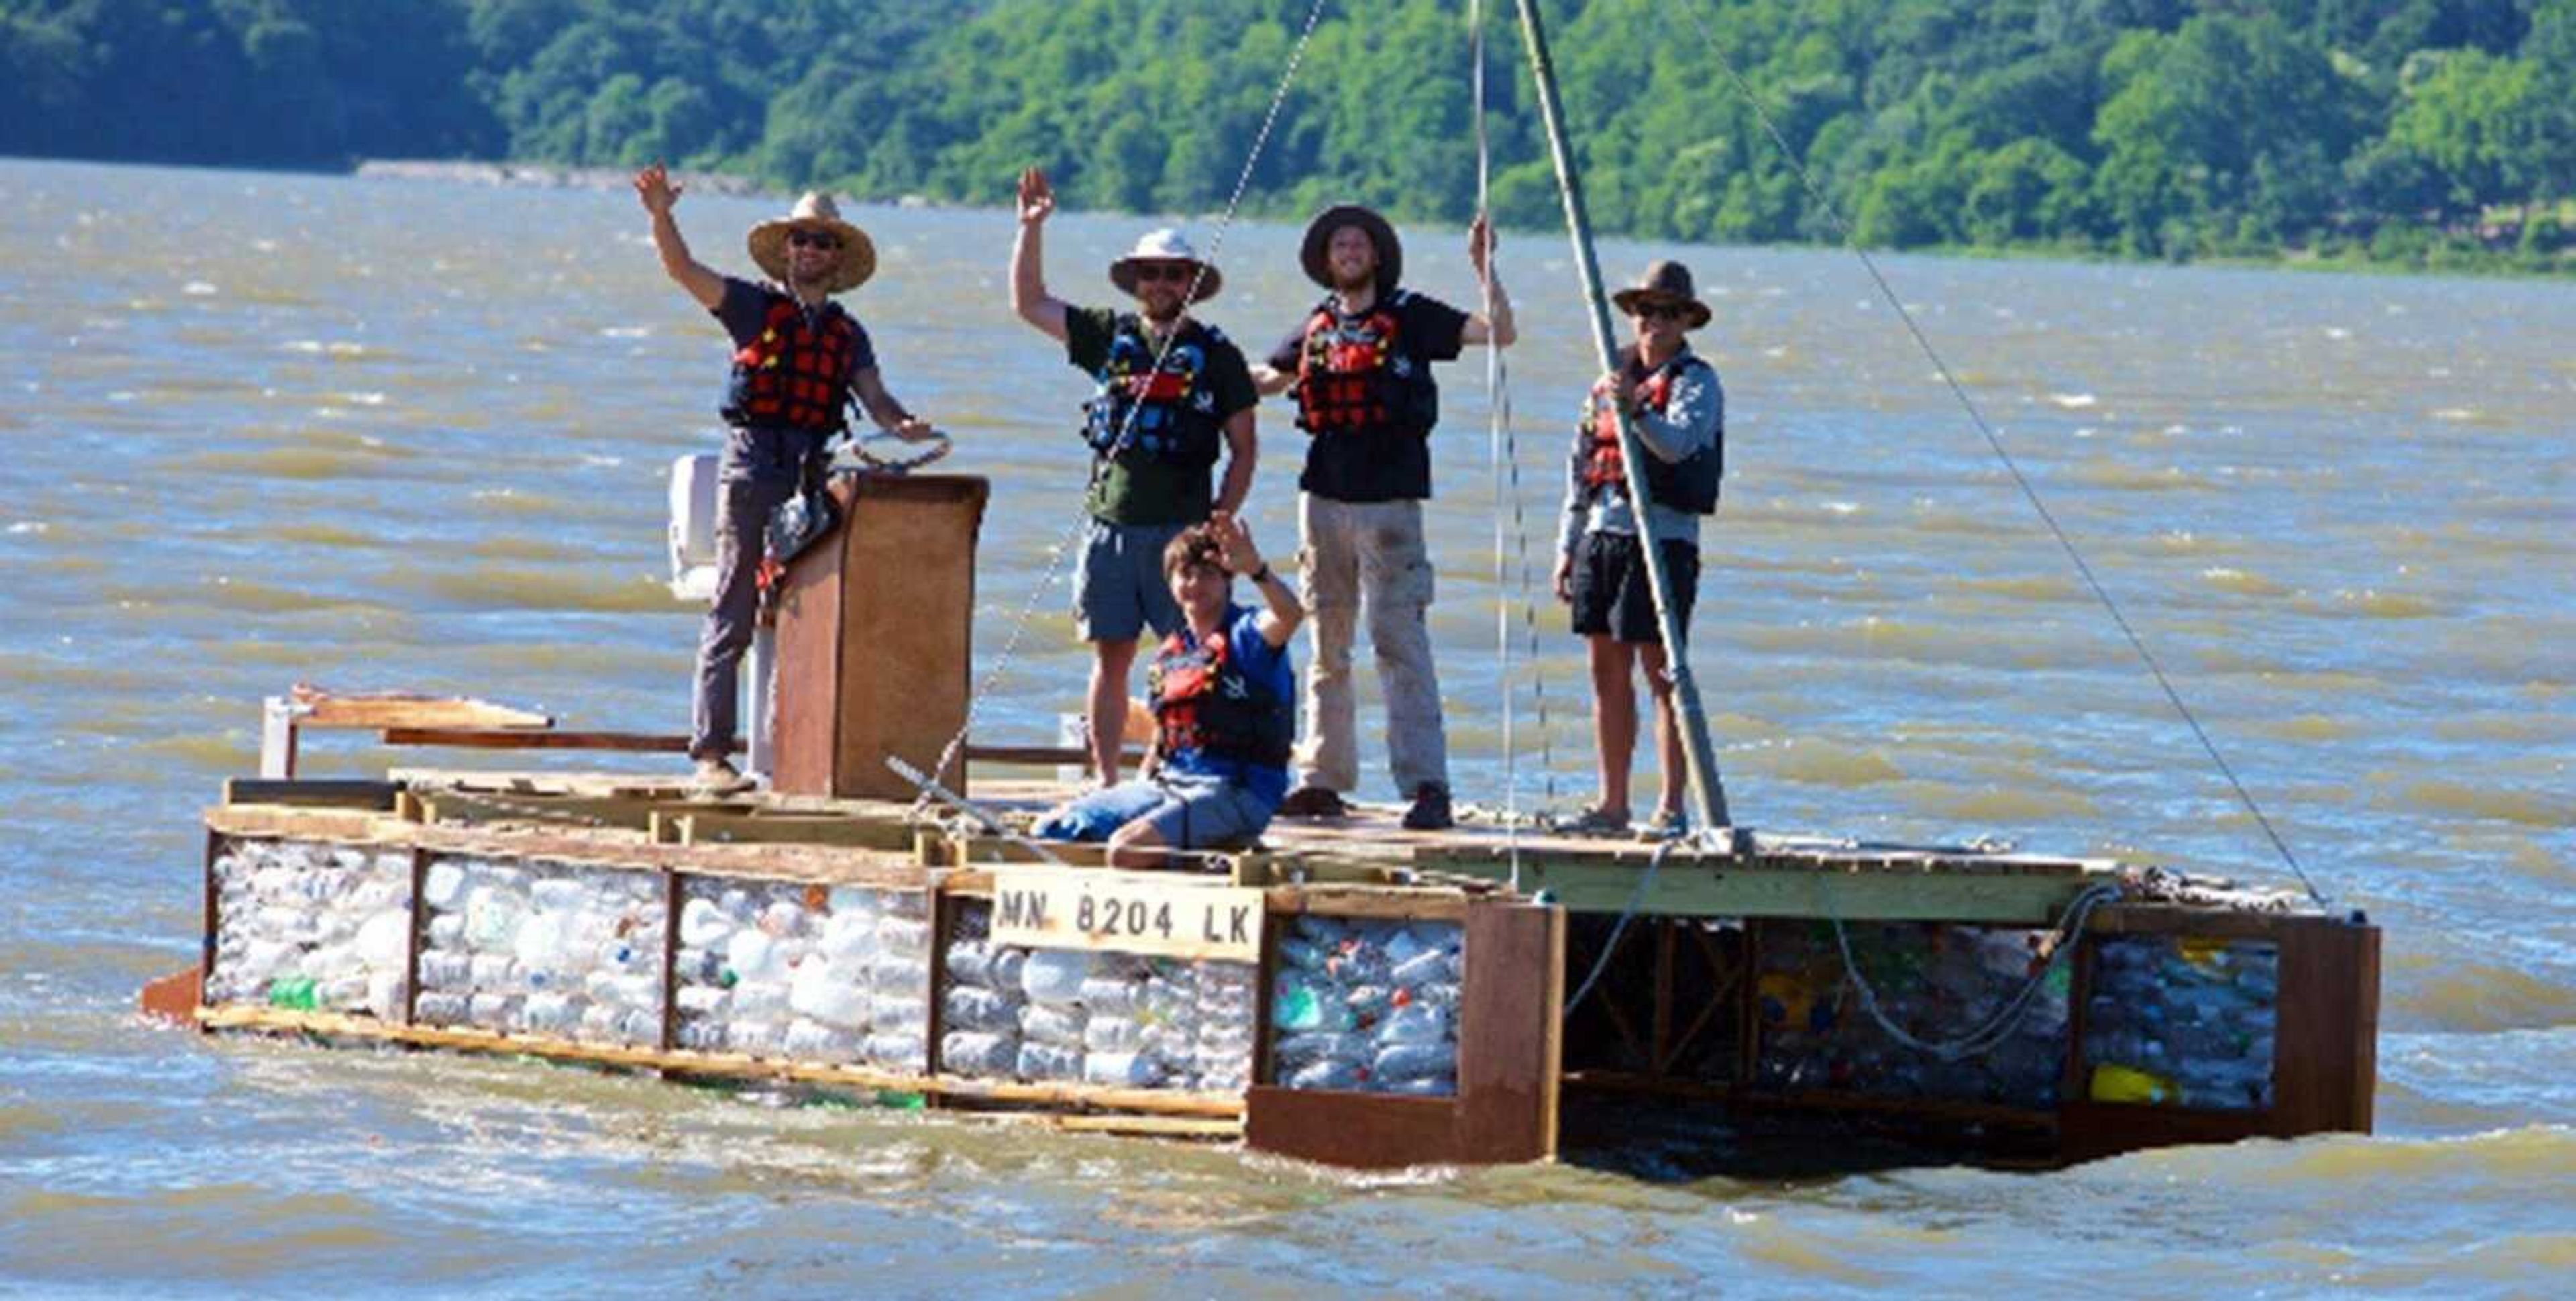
left=1510, top=0, right=1735, bottom=841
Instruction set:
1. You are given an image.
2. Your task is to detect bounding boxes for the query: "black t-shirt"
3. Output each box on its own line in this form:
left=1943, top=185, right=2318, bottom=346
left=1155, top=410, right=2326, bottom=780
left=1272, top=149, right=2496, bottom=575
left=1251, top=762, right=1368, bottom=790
left=1267, top=289, right=1468, bottom=502
left=1067, top=306, right=1257, bottom=525
left=712, top=276, right=877, bottom=427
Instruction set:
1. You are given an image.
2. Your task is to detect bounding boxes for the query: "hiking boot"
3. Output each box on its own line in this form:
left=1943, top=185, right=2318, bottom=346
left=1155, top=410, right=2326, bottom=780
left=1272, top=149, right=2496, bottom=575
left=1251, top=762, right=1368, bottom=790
left=1401, top=782, right=1454, bottom=832
left=692, top=756, right=755, bottom=796
left=1276, top=784, right=1348, bottom=819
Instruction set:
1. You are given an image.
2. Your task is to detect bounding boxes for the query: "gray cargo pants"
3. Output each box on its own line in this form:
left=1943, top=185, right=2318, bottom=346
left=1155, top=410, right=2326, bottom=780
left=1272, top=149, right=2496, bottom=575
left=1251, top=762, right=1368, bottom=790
left=1294, top=493, right=1449, bottom=796
left=690, top=425, right=824, bottom=760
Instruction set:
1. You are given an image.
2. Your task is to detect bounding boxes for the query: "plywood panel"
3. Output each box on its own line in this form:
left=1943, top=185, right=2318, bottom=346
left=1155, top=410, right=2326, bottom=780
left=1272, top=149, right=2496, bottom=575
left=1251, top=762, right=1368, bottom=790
left=1244, top=1087, right=1462, bottom=1167
left=771, top=488, right=849, bottom=795
left=1456, top=901, right=1563, bottom=1163
left=829, top=476, right=985, bottom=799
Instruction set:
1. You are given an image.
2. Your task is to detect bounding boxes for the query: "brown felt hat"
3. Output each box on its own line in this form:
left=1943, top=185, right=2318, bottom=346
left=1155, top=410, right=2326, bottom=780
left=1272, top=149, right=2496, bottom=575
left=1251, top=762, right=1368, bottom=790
left=1300, top=203, right=1401, bottom=293
left=746, top=192, right=877, bottom=295
left=1611, top=260, right=1711, bottom=329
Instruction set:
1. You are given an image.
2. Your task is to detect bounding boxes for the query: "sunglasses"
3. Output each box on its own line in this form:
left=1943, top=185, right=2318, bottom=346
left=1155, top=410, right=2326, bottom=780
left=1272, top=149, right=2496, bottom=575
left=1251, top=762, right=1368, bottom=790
left=1632, top=302, right=1690, bottom=323
left=1131, top=262, right=1197, bottom=284
left=786, top=230, right=840, bottom=251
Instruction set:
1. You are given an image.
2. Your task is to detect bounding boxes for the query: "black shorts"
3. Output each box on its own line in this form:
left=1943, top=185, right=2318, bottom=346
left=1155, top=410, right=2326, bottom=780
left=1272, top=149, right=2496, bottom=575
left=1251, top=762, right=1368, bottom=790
left=1569, top=531, right=1699, bottom=644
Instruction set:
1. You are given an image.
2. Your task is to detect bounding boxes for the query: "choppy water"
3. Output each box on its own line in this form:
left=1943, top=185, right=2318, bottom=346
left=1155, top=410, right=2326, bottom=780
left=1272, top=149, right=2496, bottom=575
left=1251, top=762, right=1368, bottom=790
left=2, top=157, right=2571, bottom=1296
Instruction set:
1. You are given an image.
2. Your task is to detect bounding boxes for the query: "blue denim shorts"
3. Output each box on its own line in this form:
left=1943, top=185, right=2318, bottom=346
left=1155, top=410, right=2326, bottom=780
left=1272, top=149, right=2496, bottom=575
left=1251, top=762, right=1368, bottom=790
left=1032, top=772, right=1277, bottom=850
left=1073, top=518, right=1186, bottom=643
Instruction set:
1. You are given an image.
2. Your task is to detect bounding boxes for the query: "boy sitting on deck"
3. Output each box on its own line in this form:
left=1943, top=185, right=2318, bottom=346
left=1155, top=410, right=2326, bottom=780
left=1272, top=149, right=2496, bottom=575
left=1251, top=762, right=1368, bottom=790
left=1034, top=514, right=1303, bottom=868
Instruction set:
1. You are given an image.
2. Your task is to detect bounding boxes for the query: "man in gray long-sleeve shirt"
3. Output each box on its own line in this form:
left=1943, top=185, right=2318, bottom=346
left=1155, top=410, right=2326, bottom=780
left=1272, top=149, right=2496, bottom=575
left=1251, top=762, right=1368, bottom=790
left=1552, top=260, right=1725, bottom=840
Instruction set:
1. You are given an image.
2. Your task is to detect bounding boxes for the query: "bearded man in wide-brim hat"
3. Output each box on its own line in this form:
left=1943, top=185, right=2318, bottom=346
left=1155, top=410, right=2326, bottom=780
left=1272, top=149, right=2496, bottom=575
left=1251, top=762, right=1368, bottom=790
left=633, top=164, right=938, bottom=794
left=1554, top=259, right=1725, bottom=843
left=1244, top=203, right=1517, bottom=832
left=1008, top=166, right=1264, bottom=792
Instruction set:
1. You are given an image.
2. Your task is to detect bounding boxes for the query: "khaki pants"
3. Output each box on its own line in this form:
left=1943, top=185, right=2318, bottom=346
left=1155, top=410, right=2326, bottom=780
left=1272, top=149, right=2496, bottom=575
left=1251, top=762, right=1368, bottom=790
left=1294, top=494, right=1448, bottom=796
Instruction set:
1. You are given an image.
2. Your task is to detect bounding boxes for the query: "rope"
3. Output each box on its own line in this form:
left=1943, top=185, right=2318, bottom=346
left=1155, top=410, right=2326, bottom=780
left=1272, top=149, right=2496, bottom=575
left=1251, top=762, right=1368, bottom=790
left=1829, top=883, right=2121, bottom=1060
left=1468, top=0, right=1562, bottom=888
left=911, top=0, right=1334, bottom=816
left=1669, top=0, right=2326, bottom=908
left=1560, top=836, right=1678, bottom=1017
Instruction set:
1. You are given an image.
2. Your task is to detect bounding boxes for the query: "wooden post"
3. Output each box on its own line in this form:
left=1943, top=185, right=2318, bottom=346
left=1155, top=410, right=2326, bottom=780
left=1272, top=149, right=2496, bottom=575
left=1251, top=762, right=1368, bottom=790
left=1511, top=0, right=1732, bottom=838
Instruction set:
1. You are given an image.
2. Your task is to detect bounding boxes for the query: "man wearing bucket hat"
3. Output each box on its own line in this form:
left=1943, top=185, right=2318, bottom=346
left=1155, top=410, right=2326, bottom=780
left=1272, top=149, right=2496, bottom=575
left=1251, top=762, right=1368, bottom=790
left=633, top=164, right=937, bottom=794
left=1248, top=204, right=1515, bottom=831
left=1010, top=166, right=1260, bottom=788
left=1553, top=260, right=1725, bottom=842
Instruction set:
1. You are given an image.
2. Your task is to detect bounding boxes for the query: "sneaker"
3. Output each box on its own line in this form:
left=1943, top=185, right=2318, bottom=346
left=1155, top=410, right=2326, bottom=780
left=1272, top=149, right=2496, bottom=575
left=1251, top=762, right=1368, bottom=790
left=692, top=756, right=755, bottom=796
left=1401, top=782, right=1454, bottom=832
left=1276, top=784, right=1348, bottom=819
left=1562, top=805, right=1631, bottom=835
left=1635, top=809, right=1688, bottom=842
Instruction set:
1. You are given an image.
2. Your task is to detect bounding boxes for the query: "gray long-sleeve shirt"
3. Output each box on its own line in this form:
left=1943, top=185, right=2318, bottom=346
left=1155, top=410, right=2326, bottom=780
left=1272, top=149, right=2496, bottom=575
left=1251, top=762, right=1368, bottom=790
left=1558, top=348, right=1723, bottom=558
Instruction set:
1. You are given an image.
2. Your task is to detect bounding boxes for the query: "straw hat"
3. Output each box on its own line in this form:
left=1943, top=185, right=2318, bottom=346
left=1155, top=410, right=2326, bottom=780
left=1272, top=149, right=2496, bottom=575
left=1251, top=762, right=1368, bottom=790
left=1108, top=228, right=1223, bottom=302
left=1611, top=260, right=1711, bottom=329
left=746, top=192, right=877, bottom=294
left=1300, top=203, right=1401, bottom=293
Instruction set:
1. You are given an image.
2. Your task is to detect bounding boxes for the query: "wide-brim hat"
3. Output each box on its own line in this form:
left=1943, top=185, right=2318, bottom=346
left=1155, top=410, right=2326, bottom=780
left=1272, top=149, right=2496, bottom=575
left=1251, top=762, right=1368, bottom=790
left=747, top=191, right=877, bottom=295
left=1108, top=227, right=1223, bottom=302
left=1611, top=259, right=1711, bottom=329
left=1300, top=203, right=1401, bottom=292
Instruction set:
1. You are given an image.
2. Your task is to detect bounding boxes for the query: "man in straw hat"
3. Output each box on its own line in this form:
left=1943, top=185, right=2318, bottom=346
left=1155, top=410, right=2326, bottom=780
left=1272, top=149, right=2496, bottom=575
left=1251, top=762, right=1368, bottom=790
left=1248, top=205, right=1516, bottom=831
left=1554, top=260, right=1725, bottom=841
left=1010, top=166, right=1260, bottom=788
left=633, top=164, right=937, bottom=794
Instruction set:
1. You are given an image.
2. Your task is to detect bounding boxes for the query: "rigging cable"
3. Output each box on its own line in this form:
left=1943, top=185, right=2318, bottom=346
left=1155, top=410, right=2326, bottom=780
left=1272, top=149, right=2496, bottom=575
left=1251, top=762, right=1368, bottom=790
left=1468, top=0, right=1566, bottom=884
left=1669, top=0, right=2327, bottom=908
left=909, top=0, right=1336, bottom=816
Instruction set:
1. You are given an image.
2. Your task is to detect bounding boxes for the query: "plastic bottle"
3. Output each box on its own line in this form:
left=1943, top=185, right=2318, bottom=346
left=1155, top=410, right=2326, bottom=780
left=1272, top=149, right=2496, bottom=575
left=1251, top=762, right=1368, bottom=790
left=1286, top=1059, right=1364, bottom=1091
left=1376, top=1002, right=1451, bottom=1045
left=1016, top=1041, right=1083, bottom=1081
left=1020, top=949, right=1091, bottom=1004
left=678, top=897, right=734, bottom=949
left=1083, top=1051, right=1164, bottom=1088
left=790, top=958, right=871, bottom=1029
left=1371, top=1041, right=1455, bottom=1084
left=1272, top=1031, right=1366, bottom=1070
left=942, top=1031, right=1019, bottom=1076
left=863, top=1031, right=926, bottom=1070
left=2089, top=1062, right=2176, bottom=1105
left=1020, top=1001, right=1087, bottom=1045
left=943, top=984, right=1022, bottom=1032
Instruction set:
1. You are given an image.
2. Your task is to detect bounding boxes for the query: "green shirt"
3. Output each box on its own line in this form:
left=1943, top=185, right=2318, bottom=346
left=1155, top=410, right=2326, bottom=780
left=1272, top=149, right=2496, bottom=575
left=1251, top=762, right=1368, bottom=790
left=1066, top=306, right=1257, bottom=525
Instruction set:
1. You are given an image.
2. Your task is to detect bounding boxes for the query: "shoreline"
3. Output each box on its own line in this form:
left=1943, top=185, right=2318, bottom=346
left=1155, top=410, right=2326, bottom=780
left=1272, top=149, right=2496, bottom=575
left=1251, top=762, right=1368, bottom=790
left=347, top=157, right=2571, bottom=280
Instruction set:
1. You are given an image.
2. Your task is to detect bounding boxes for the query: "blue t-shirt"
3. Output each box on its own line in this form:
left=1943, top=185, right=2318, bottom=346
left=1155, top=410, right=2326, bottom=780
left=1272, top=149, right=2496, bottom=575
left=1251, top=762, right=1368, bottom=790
left=1157, top=603, right=1296, bottom=806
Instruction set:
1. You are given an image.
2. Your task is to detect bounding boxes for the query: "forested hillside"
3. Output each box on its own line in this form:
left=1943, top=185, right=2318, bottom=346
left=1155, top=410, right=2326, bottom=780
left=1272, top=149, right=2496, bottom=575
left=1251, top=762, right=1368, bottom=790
left=5, top=0, right=2569, bottom=270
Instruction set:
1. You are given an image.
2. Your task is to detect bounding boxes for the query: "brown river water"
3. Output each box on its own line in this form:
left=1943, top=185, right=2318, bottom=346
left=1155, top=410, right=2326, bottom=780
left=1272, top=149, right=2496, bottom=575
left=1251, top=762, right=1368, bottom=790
left=1, top=157, right=2569, bottom=1295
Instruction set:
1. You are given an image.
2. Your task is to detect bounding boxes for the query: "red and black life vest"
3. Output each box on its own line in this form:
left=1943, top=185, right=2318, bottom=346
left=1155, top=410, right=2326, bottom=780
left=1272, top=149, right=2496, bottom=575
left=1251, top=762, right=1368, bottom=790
left=1291, top=292, right=1437, bottom=435
left=1574, top=348, right=1722, bottom=516
left=1148, top=625, right=1293, bottom=774
left=723, top=296, right=858, bottom=432
left=1082, top=315, right=1226, bottom=466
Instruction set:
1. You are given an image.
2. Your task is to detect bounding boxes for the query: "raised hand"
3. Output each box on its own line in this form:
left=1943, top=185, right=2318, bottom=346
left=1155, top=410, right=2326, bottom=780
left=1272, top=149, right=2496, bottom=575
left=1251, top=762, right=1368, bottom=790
left=1468, top=211, right=1497, bottom=279
left=1017, top=166, right=1056, bottom=226
left=633, top=163, right=682, bottom=217
left=1210, top=510, right=1262, bottom=576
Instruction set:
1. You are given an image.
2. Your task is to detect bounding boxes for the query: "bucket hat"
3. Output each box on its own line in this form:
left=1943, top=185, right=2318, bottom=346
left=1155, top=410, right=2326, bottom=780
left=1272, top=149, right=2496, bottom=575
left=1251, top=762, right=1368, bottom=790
left=1108, top=227, right=1223, bottom=302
